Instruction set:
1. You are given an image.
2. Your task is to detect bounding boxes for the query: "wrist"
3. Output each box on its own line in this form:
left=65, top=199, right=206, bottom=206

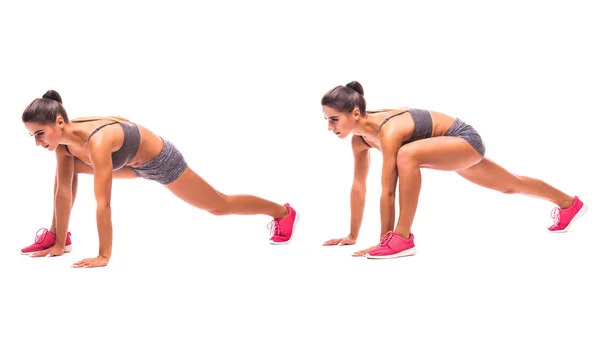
left=348, top=233, right=358, bottom=239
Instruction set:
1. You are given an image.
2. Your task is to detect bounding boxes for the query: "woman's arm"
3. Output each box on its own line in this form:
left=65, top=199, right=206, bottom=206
left=323, top=135, right=371, bottom=246
left=349, top=135, right=370, bottom=239
left=53, top=151, right=75, bottom=250
left=31, top=150, right=75, bottom=258
left=88, top=137, right=114, bottom=263
left=379, top=128, right=404, bottom=236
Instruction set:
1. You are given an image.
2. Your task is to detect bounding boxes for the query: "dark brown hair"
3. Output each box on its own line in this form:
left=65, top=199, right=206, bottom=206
left=22, top=90, right=70, bottom=124
left=321, top=81, right=367, bottom=116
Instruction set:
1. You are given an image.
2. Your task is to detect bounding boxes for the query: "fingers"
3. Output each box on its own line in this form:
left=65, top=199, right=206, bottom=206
left=30, top=247, right=64, bottom=258
left=47, top=250, right=62, bottom=257
left=72, top=258, right=107, bottom=268
left=352, top=244, right=378, bottom=257
left=71, top=259, right=92, bottom=268
left=352, top=249, right=367, bottom=257
left=30, top=249, right=50, bottom=258
left=323, top=238, right=342, bottom=246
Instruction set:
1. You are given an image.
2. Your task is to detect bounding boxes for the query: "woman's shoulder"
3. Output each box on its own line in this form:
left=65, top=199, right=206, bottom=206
left=71, top=115, right=131, bottom=124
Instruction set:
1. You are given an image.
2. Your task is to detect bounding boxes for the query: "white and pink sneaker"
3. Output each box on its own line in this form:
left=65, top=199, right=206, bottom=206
left=548, top=196, right=588, bottom=233
left=20, top=228, right=73, bottom=255
left=267, top=203, right=299, bottom=245
left=365, top=231, right=416, bottom=259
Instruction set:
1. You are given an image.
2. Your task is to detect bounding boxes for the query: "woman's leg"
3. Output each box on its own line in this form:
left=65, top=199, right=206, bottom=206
left=166, top=167, right=287, bottom=217
left=456, top=158, right=573, bottom=207
left=456, top=158, right=586, bottom=232
left=48, top=170, right=78, bottom=234
left=165, top=167, right=299, bottom=244
left=364, top=136, right=482, bottom=259
left=394, top=136, right=483, bottom=238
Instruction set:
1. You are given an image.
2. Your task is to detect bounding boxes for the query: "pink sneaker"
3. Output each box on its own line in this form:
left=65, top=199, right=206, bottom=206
left=20, top=228, right=73, bottom=255
left=365, top=231, right=416, bottom=259
left=548, top=196, right=588, bottom=233
left=267, top=203, right=300, bottom=245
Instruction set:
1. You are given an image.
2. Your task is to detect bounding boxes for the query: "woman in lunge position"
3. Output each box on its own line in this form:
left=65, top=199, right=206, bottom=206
left=321, top=81, right=587, bottom=259
left=20, top=90, right=299, bottom=268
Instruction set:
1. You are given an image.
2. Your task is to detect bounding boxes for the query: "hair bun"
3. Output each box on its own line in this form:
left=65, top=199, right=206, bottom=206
left=345, top=81, right=364, bottom=96
left=42, top=90, right=63, bottom=104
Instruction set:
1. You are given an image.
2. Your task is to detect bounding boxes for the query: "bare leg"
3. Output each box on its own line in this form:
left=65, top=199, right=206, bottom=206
left=166, top=167, right=288, bottom=218
left=49, top=172, right=78, bottom=234
left=354, top=136, right=482, bottom=257
left=394, top=136, right=483, bottom=238
left=456, top=158, right=573, bottom=208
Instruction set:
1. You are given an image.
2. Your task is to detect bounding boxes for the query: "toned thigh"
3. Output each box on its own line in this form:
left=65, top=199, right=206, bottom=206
left=165, top=167, right=227, bottom=210
left=398, top=136, right=483, bottom=171
left=456, top=158, right=520, bottom=193
left=73, top=157, right=140, bottom=179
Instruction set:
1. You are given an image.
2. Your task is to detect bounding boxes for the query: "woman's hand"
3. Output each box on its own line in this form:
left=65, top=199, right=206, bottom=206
left=323, top=234, right=357, bottom=246
left=71, top=256, right=109, bottom=268
left=30, top=245, right=65, bottom=258
left=352, top=244, right=380, bottom=257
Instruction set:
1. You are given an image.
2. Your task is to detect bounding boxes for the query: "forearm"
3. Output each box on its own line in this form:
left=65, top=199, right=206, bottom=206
left=53, top=193, right=72, bottom=248
left=349, top=186, right=367, bottom=238
left=96, top=206, right=113, bottom=259
left=379, top=192, right=396, bottom=236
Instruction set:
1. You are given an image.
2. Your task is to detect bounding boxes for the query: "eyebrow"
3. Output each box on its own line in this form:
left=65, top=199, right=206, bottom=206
left=30, top=129, right=43, bottom=136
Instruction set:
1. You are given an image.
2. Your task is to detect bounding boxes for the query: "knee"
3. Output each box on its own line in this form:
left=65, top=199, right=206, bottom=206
left=396, top=146, right=418, bottom=168
left=500, top=176, right=524, bottom=194
left=206, top=195, right=231, bottom=216
left=501, top=187, right=518, bottom=194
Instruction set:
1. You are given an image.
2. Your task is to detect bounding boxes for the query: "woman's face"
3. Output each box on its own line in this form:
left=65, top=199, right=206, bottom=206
left=322, top=105, right=360, bottom=139
left=24, top=119, right=64, bottom=151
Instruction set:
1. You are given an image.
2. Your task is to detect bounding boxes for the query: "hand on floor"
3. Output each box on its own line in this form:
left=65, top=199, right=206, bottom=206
left=323, top=234, right=356, bottom=246
left=72, top=256, right=109, bottom=268
left=352, top=244, right=379, bottom=257
left=30, top=246, right=64, bottom=258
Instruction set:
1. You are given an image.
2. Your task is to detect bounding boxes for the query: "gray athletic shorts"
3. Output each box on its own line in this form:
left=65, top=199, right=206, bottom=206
left=132, top=138, right=188, bottom=185
left=444, top=118, right=486, bottom=157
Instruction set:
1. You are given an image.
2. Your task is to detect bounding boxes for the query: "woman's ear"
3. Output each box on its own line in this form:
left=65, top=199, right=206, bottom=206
left=56, top=116, right=65, bottom=129
left=353, top=107, right=361, bottom=120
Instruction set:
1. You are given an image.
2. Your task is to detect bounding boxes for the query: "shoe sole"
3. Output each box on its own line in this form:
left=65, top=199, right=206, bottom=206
left=548, top=203, right=588, bottom=233
left=269, top=211, right=300, bottom=245
left=20, top=244, right=73, bottom=255
left=365, top=247, right=417, bottom=259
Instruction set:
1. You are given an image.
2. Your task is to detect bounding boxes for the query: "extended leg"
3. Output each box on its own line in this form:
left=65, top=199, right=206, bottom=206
left=166, top=167, right=299, bottom=244
left=456, top=158, right=587, bottom=232
left=456, top=157, right=573, bottom=207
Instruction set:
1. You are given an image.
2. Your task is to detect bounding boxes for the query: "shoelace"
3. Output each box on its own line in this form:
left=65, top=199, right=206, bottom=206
left=34, top=228, right=49, bottom=244
left=550, top=207, right=562, bottom=225
left=266, top=219, right=283, bottom=237
left=380, top=231, right=394, bottom=246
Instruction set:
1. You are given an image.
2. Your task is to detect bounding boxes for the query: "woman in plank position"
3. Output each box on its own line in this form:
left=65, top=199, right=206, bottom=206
left=21, top=90, right=299, bottom=268
left=321, top=81, right=587, bottom=259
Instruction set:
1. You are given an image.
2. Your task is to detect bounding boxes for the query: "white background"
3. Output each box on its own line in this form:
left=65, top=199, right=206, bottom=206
left=1, top=0, right=598, bottom=336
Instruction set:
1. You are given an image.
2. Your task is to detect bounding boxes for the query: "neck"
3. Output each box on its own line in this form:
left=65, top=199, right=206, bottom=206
left=60, top=123, right=89, bottom=147
left=352, top=113, right=380, bottom=138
